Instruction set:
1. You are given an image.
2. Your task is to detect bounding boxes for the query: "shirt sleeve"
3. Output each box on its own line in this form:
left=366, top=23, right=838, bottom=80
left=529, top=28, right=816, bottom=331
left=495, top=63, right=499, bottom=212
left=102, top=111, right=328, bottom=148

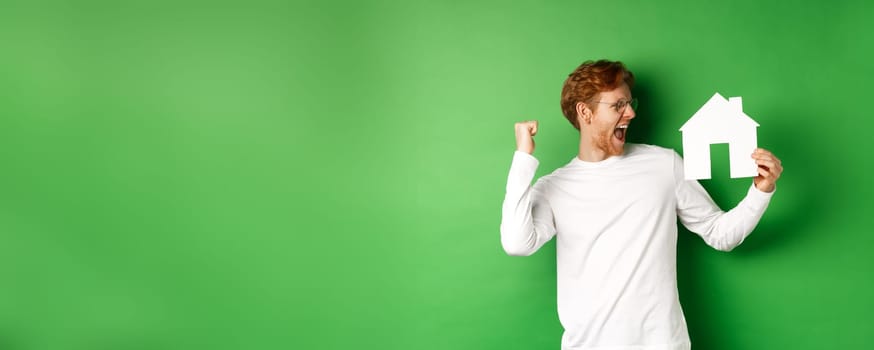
left=500, top=151, right=557, bottom=256
left=673, top=151, right=774, bottom=251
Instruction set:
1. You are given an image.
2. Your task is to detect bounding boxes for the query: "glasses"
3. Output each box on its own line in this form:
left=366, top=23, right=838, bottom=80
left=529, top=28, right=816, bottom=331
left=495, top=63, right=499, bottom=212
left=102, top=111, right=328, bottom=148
left=591, top=98, right=638, bottom=114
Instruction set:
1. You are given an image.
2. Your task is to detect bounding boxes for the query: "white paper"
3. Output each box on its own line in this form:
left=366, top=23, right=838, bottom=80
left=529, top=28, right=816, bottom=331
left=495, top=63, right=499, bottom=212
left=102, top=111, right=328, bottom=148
left=679, top=93, right=759, bottom=180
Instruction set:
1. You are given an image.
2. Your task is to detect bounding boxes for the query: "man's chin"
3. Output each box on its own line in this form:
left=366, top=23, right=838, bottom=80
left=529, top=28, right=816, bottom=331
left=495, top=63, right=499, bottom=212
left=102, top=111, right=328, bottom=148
left=608, top=146, right=625, bottom=157
left=613, top=142, right=625, bottom=156
left=594, top=135, right=625, bottom=157
left=607, top=138, right=625, bottom=156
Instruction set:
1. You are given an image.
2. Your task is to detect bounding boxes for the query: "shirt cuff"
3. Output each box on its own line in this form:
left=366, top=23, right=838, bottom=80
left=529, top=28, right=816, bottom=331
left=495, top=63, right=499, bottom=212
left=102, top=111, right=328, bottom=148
left=749, top=183, right=775, bottom=197
left=744, top=183, right=774, bottom=210
left=512, top=151, right=539, bottom=168
left=506, top=151, right=540, bottom=193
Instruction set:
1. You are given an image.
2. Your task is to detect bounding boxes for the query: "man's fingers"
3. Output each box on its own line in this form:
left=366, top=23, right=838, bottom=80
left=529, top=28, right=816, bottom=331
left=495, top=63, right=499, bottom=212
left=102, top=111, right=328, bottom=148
left=757, top=156, right=783, bottom=176
left=526, top=120, right=538, bottom=135
left=514, top=120, right=539, bottom=155
left=752, top=148, right=781, bottom=192
left=754, top=148, right=774, bottom=157
left=757, top=164, right=782, bottom=182
left=516, top=120, right=538, bottom=136
left=755, top=158, right=778, bottom=170
left=752, top=150, right=782, bottom=166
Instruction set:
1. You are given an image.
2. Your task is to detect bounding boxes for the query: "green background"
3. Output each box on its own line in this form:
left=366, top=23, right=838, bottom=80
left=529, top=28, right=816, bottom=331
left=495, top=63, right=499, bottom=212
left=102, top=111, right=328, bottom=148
left=2, top=0, right=872, bottom=349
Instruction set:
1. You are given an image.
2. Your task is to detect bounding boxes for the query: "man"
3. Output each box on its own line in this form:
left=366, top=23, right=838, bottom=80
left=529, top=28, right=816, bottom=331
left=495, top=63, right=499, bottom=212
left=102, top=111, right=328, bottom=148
left=500, top=59, right=783, bottom=350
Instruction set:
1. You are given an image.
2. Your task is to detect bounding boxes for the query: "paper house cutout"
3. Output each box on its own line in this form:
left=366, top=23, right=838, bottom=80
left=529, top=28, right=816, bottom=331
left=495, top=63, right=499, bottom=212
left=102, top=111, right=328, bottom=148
left=679, top=92, right=759, bottom=180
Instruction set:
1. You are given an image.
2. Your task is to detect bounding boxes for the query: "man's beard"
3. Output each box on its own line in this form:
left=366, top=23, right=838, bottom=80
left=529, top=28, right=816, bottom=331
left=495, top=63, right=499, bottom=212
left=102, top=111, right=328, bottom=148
left=594, top=128, right=624, bottom=157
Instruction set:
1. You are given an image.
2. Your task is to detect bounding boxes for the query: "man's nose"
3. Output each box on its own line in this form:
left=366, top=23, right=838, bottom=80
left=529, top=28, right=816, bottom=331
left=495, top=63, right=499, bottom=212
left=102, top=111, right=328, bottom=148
left=623, top=104, right=636, bottom=119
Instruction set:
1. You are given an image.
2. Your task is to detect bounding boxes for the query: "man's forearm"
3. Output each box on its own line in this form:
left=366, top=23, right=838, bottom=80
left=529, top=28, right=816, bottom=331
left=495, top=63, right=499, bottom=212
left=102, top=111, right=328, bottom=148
left=500, top=151, right=552, bottom=256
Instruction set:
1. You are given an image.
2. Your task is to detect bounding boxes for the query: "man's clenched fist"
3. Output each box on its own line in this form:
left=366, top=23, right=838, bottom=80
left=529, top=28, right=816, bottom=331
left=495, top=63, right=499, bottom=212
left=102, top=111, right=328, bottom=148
left=515, top=120, right=538, bottom=154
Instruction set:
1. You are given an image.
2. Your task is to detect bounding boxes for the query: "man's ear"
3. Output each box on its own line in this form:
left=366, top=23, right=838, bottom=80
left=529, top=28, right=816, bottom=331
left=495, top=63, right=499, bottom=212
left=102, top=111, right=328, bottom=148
left=576, top=102, right=592, bottom=125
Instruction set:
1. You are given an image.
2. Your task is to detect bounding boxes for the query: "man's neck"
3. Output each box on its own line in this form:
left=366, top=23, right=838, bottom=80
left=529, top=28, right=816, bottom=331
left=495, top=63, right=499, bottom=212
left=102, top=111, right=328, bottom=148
left=577, top=137, right=622, bottom=162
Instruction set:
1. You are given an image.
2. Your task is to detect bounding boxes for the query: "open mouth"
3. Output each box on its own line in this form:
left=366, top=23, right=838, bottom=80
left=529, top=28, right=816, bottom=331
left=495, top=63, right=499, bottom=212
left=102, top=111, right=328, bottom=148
left=614, top=124, right=628, bottom=142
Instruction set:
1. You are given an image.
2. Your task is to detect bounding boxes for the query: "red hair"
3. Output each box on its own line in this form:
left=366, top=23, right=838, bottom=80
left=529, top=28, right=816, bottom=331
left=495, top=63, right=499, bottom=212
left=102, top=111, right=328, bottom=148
left=560, top=60, right=635, bottom=130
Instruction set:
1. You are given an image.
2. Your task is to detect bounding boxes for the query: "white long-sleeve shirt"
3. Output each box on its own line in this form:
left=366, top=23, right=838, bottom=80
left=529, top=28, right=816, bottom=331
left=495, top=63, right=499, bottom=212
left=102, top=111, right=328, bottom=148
left=500, top=143, right=773, bottom=350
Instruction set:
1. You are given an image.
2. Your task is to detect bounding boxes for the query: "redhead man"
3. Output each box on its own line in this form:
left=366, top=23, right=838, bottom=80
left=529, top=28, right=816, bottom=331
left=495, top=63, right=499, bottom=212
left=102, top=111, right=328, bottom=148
left=500, top=60, right=783, bottom=350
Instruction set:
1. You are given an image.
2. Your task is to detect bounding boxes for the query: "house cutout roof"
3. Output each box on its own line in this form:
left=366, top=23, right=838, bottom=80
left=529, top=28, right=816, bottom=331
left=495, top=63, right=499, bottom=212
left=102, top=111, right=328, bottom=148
left=680, top=92, right=759, bottom=133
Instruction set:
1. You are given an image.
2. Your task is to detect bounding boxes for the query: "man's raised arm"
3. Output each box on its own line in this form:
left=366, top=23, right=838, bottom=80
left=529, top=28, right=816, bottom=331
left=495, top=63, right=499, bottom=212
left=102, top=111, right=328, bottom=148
left=500, top=121, right=557, bottom=256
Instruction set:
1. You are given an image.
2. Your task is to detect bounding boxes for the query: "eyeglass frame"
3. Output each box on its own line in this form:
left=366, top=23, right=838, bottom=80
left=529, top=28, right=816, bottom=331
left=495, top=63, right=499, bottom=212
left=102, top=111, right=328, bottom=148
left=589, top=98, right=638, bottom=114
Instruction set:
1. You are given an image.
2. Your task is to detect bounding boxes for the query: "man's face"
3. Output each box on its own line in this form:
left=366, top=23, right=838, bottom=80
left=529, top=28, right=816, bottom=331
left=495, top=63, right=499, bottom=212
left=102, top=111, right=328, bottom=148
left=586, top=84, right=636, bottom=157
